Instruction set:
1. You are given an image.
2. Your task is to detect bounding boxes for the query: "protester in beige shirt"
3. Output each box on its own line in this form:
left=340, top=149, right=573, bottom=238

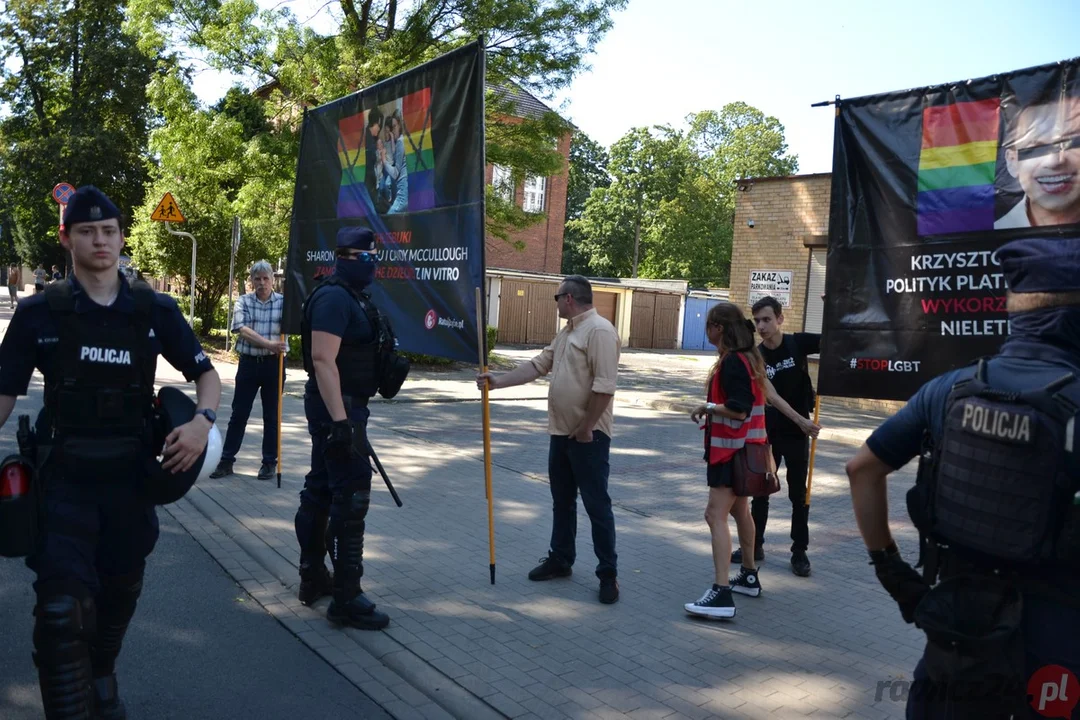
left=477, top=275, right=622, bottom=604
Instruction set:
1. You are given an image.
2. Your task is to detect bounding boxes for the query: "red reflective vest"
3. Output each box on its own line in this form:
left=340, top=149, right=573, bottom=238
left=705, top=352, right=767, bottom=465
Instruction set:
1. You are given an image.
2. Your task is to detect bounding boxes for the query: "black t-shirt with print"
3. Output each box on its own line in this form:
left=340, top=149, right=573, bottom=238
left=759, top=332, right=820, bottom=436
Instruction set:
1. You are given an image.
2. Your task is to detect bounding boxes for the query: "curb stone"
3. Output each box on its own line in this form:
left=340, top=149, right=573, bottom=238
left=176, top=486, right=509, bottom=720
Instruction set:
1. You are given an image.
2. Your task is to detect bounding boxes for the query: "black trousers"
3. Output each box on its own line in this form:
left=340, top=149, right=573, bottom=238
left=751, top=433, right=810, bottom=553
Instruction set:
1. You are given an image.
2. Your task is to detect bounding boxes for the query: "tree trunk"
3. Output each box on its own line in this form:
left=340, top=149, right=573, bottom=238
left=631, top=211, right=640, bottom=278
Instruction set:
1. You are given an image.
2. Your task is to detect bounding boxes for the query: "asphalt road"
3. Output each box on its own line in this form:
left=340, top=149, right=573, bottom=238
left=0, top=348, right=391, bottom=719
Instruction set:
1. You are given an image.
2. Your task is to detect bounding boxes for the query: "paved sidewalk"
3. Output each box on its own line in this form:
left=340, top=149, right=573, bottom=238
left=159, top=346, right=922, bottom=720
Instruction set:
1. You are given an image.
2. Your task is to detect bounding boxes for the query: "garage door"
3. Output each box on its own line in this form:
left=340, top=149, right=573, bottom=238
left=593, top=291, right=618, bottom=327
left=630, top=292, right=681, bottom=349
left=498, top=279, right=558, bottom=344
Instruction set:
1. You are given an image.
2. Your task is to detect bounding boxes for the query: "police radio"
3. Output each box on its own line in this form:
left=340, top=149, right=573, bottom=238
left=0, top=415, right=42, bottom=558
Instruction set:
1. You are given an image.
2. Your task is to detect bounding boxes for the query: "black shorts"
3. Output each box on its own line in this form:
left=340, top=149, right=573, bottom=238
left=707, top=461, right=733, bottom=488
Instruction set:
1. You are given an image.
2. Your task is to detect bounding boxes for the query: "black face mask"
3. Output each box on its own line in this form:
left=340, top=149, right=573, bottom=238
left=1008, top=305, right=1080, bottom=358
left=334, top=257, right=376, bottom=289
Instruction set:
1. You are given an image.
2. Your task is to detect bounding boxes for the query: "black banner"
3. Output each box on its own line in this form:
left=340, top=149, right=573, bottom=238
left=283, top=42, right=486, bottom=363
left=820, top=56, right=1080, bottom=401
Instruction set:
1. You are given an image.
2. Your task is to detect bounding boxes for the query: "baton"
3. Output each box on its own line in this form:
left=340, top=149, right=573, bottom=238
left=366, top=440, right=402, bottom=507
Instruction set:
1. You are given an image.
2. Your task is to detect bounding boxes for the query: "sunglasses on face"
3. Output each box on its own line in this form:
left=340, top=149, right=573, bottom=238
left=554, top=293, right=569, bottom=301
left=1016, top=135, right=1080, bottom=162
left=337, top=249, right=377, bottom=262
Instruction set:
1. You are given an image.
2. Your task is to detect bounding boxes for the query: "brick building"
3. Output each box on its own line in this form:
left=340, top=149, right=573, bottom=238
left=484, top=83, right=572, bottom=274
left=729, top=173, right=902, bottom=413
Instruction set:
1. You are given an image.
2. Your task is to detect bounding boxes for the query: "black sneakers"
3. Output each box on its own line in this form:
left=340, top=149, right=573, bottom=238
left=684, top=585, right=736, bottom=619
left=791, top=550, right=811, bottom=577
left=257, top=463, right=275, bottom=481
left=730, top=566, right=762, bottom=597
left=599, top=577, right=619, bottom=604
left=208, top=460, right=234, bottom=479
left=527, top=555, right=572, bottom=581
left=731, top=546, right=764, bottom=565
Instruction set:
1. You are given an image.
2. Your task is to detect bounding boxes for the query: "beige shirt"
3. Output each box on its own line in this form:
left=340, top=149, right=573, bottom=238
left=530, top=308, right=620, bottom=437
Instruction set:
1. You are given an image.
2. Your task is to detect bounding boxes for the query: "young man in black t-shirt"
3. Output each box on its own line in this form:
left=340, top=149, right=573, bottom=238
left=732, top=296, right=819, bottom=577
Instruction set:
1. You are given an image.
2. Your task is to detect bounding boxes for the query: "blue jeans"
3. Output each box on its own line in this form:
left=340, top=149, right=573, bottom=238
left=547, top=432, right=617, bottom=579
left=221, top=354, right=284, bottom=465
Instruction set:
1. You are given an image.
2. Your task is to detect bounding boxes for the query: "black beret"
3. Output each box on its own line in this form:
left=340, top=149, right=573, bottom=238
left=63, top=186, right=120, bottom=227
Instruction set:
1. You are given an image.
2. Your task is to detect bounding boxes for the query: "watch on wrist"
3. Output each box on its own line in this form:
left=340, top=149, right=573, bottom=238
left=705, top=402, right=717, bottom=413
left=196, top=408, right=217, bottom=425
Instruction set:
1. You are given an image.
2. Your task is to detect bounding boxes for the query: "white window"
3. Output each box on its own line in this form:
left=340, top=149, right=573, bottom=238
left=491, top=164, right=513, bottom=201
left=523, top=175, right=547, bottom=213
left=804, top=248, right=827, bottom=336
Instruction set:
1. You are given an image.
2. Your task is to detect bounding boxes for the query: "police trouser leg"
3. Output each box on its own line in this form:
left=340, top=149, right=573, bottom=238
left=87, top=571, right=142, bottom=720
left=33, top=593, right=96, bottom=719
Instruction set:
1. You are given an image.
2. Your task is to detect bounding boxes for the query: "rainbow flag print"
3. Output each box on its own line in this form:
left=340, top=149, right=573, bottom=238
left=337, top=88, right=436, bottom=218
left=916, top=98, right=1000, bottom=236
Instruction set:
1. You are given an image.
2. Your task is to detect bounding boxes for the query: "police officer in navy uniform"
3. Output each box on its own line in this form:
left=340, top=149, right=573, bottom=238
left=846, top=238, right=1080, bottom=719
left=294, top=226, right=390, bottom=630
left=0, top=186, right=222, bottom=718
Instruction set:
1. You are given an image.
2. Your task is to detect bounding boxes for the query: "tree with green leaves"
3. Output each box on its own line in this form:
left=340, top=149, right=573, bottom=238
left=562, top=130, right=609, bottom=275
left=568, top=103, right=798, bottom=287
left=0, top=0, right=154, bottom=267
left=126, top=0, right=628, bottom=245
left=125, top=75, right=294, bottom=332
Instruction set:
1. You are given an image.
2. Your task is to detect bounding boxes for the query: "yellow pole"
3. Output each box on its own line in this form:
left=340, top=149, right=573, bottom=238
left=805, top=395, right=822, bottom=506
left=276, top=332, right=285, bottom=489
left=475, top=287, right=496, bottom=584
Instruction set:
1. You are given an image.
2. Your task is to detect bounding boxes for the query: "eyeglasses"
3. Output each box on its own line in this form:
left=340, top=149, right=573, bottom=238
left=336, top=249, right=377, bottom=262
left=554, top=293, right=569, bottom=301
left=1016, top=135, right=1080, bottom=162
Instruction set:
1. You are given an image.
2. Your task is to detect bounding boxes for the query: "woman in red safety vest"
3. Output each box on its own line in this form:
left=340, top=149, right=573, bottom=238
left=684, top=302, right=820, bottom=620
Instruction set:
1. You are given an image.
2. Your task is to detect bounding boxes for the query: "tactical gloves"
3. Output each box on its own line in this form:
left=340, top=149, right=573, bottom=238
left=325, top=420, right=354, bottom=462
left=869, top=542, right=930, bottom=624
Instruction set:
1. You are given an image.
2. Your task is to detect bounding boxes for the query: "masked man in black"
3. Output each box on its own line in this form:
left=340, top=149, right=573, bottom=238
left=294, top=226, right=390, bottom=630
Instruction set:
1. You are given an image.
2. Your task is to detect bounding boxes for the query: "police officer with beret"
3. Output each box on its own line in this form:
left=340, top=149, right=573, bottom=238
left=846, top=238, right=1080, bottom=719
left=294, top=226, right=391, bottom=630
left=0, top=186, right=222, bottom=718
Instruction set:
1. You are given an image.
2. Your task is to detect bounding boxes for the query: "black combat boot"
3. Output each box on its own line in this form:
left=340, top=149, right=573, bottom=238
left=88, top=572, right=142, bottom=720
left=295, top=504, right=334, bottom=606
left=34, top=595, right=95, bottom=719
left=326, top=492, right=389, bottom=630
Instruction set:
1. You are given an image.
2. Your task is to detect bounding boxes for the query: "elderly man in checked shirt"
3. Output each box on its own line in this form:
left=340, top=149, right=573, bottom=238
left=210, top=260, right=288, bottom=481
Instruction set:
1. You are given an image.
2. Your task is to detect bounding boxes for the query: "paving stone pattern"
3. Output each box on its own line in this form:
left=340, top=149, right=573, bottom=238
left=166, top=348, right=926, bottom=720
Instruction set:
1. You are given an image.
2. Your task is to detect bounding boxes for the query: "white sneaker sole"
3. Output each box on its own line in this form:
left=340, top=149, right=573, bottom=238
left=684, top=603, right=735, bottom=619
left=731, top=585, right=761, bottom=597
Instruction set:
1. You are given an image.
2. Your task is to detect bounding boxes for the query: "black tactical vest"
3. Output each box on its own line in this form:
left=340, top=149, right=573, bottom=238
left=42, top=279, right=157, bottom=477
left=301, top=277, right=384, bottom=399
left=908, top=358, right=1080, bottom=581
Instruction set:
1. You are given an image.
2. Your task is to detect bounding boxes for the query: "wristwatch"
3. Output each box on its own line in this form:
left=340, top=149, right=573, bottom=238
left=705, top=402, right=717, bottom=413
left=196, top=408, right=217, bottom=425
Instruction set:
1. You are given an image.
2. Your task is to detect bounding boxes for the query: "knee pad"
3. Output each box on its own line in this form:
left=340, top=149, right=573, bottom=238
left=33, top=594, right=95, bottom=660
left=331, top=491, right=370, bottom=524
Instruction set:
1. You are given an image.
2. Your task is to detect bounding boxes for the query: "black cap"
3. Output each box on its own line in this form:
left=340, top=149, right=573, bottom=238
left=62, top=186, right=121, bottom=227
left=336, top=226, right=376, bottom=252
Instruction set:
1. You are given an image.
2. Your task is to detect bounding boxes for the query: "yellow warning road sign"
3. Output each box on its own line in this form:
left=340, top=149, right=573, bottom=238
left=151, top=192, right=185, bottom=222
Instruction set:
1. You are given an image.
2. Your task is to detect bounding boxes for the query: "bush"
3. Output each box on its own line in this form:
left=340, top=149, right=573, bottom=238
left=486, top=326, right=498, bottom=362
left=287, top=335, right=303, bottom=362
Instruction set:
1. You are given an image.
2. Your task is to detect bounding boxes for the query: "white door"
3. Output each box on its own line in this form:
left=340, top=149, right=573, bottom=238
left=803, top=249, right=827, bottom=334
